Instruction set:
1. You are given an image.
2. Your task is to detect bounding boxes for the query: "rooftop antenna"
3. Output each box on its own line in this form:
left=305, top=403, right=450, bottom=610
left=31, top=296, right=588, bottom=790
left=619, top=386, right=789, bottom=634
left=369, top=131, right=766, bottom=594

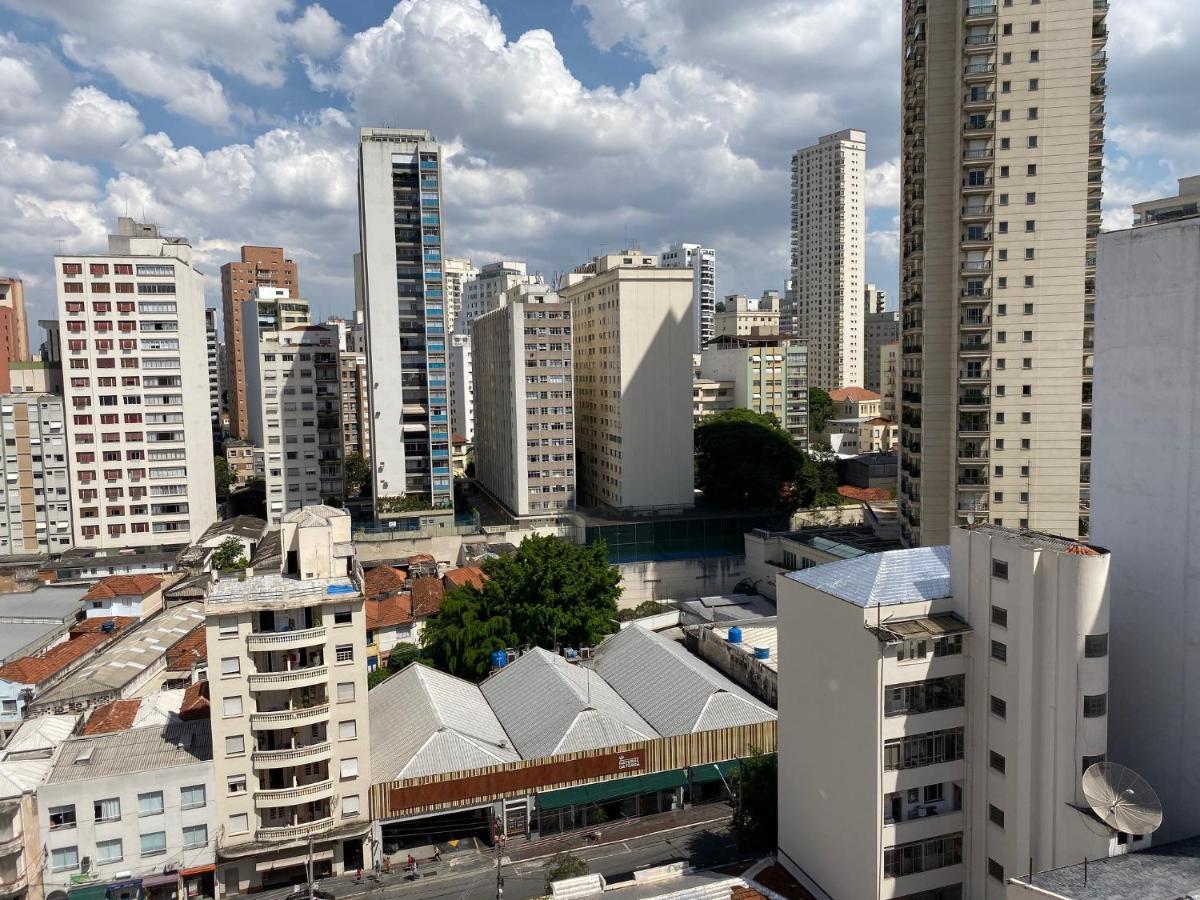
left=1082, top=762, right=1163, bottom=835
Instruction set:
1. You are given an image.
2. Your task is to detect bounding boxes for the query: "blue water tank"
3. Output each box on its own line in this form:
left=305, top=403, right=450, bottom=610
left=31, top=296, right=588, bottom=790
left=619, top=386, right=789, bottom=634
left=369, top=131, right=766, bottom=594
left=754, top=646, right=770, bottom=660
left=491, top=650, right=508, bottom=670
left=101, top=620, right=115, bottom=633
left=728, top=626, right=743, bottom=644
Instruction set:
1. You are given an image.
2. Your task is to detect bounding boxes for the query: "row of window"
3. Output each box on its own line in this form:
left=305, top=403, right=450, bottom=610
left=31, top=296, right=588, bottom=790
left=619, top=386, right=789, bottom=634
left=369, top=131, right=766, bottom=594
left=62, top=264, right=174, bottom=277
left=49, top=785, right=205, bottom=832
left=51, top=824, right=208, bottom=872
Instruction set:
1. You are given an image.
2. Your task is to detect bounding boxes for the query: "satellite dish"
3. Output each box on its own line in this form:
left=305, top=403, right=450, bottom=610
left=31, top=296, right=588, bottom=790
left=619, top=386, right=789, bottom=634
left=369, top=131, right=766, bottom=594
left=1082, top=762, right=1163, bottom=835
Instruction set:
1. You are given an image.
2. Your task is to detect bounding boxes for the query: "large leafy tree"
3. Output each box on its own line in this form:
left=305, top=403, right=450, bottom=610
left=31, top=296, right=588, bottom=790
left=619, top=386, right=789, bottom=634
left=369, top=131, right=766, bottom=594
left=210, top=537, right=248, bottom=571
left=731, top=753, right=778, bottom=850
left=343, top=452, right=371, bottom=497
left=808, top=386, right=834, bottom=435
left=421, top=535, right=621, bottom=681
left=213, top=455, right=235, bottom=498
left=695, top=409, right=803, bottom=510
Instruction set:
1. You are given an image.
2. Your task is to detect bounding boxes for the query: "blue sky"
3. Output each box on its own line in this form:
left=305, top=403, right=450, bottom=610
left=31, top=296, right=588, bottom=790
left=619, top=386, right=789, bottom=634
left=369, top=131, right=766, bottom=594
left=0, top=0, right=1197, bottom=333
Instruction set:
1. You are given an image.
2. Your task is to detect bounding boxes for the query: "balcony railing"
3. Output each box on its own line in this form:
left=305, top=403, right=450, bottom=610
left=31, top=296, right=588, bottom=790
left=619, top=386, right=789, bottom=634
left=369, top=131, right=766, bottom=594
left=255, top=816, right=335, bottom=843
left=250, top=703, right=330, bottom=731
left=251, top=740, right=332, bottom=768
left=246, top=626, right=327, bottom=651
left=247, top=665, right=329, bottom=691
left=254, top=779, right=335, bottom=809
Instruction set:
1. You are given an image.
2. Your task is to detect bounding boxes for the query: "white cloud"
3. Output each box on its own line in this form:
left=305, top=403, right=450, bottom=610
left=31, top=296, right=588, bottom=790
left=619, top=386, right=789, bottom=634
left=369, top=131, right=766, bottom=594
left=866, top=159, right=899, bottom=209
left=290, top=4, right=346, bottom=58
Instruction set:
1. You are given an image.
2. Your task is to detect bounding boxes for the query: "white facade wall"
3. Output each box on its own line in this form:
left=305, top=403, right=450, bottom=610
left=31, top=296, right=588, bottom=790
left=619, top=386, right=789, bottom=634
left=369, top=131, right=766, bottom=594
left=56, top=219, right=218, bottom=550
left=791, top=129, right=866, bottom=392
left=660, top=242, right=715, bottom=352
left=1092, top=213, right=1200, bottom=842
left=0, top=394, right=72, bottom=554
left=449, top=333, right=474, bottom=443
left=442, top=257, right=478, bottom=334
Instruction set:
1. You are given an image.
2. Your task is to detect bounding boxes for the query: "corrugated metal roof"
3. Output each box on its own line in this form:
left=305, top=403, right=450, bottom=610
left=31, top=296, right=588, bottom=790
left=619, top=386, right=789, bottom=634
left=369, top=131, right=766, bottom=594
left=481, top=648, right=657, bottom=759
left=0, top=714, right=78, bottom=759
left=369, top=664, right=518, bottom=782
left=45, top=720, right=212, bottom=784
left=592, top=626, right=775, bottom=736
left=0, top=758, right=53, bottom=797
left=784, top=545, right=951, bottom=607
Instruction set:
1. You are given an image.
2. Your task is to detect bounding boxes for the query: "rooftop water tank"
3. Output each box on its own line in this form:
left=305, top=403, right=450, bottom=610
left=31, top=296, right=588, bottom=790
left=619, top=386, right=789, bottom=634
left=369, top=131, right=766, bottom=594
left=728, top=626, right=743, bottom=644
left=490, top=649, right=508, bottom=670
left=754, top=646, right=770, bottom=660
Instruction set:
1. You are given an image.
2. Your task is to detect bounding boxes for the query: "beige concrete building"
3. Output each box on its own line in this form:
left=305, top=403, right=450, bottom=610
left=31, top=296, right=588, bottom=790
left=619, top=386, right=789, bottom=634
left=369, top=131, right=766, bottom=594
left=778, top=525, right=1135, bottom=900
left=56, top=217, right=218, bottom=550
left=660, top=242, right=717, bottom=351
left=0, top=394, right=72, bottom=554
left=881, top=340, right=900, bottom=420
left=207, top=505, right=371, bottom=893
left=865, top=296, right=899, bottom=396
left=697, top=334, right=809, bottom=449
left=472, top=285, right=575, bottom=520
left=898, top=0, right=1106, bottom=545
left=692, top=377, right=732, bottom=424
left=339, top=351, right=370, bottom=462
left=442, top=256, right=478, bottom=336
left=221, top=247, right=299, bottom=440
left=0, top=278, right=29, bottom=364
left=713, top=292, right=780, bottom=339
left=791, top=129, right=866, bottom=391
left=559, top=252, right=694, bottom=513
left=1131, top=174, right=1200, bottom=226
left=224, top=439, right=258, bottom=488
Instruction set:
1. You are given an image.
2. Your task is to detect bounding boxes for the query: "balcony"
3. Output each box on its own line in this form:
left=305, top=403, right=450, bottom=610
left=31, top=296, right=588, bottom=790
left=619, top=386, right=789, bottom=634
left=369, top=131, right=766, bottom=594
left=963, top=147, right=994, bottom=163
left=250, top=703, right=330, bottom=731
left=964, top=62, right=996, bottom=77
left=247, top=665, right=329, bottom=691
left=255, top=816, right=335, bottom=843
left=961, top=204, right=993, bottom=218
left=959, top=339, right=990, bottom=355
left=961, top=289, right=992, bottom=300
left=0, top=872, right=28, bottom=897
left=959, top=391, right=990, bottom=407
left=0, top=832, right=22, bottom=855
left=246, top=626, right=327, bottom=652
left=962, top=177, right=993, bottom=191
left=251, top=740, right=332, bottom=769
left=960, top=316, right=991, bottom=330
left=961, top=232, right=992, bottom=247
left=963, top=120, right=994, bottom=136
left=961, top=260, right=991, bottom=273
left=254, top=779, right=335, bottom=809
left=965, top=33, right=997, bottom=48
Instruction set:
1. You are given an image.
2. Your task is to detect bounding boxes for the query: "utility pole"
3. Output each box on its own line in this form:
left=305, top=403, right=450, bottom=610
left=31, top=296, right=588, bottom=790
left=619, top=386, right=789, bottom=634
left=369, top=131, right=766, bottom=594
left=494, top=817, right=505, bottom=900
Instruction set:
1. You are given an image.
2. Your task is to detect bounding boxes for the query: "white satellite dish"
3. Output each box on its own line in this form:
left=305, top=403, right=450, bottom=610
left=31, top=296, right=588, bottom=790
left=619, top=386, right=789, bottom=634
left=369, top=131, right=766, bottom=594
left=1082, top=762, right=1163, bottom=835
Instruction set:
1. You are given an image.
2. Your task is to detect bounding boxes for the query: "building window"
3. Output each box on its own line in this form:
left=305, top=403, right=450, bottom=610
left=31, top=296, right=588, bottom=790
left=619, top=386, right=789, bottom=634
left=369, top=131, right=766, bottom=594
left=228, top=813, right=249, bottom=835
left=884, top=728, right=965, bottom=771
left=138, top=791, right=164, bottom=817
left=181, top=784, right=206, bottom=809
left=339, top=720, right=357, bottom=740
left=990, top=750, right=1007, bottom=774
left=933, top=634, right=962, bottom=657
left=140, top=831, right=166, bottom=856
left=223, top=696, right=243, bottom=718
left=49, top=804, right=76, bottom=829
left=1030, top=50, right=1040, bottom=62
left=340, top=757, right=359, bottom=780
left=1083, top=694, right=1108, bottom=718
left=227, top=775, right=247, bottom=795
left=1030, top=19, right=1040, bottom=33
left=884, top=675, right=965, bottom=717
left=991, top=695, right=1007, bottom=718
left=991, top=640, right=1008, bottom=662
left=989, top=805, right=1005, bottom=828
left=992, top=559, right=1009, bottom=580
left=337, top=681, right=355, bottom=702
left=225, top=735, right=245, bottom=757
left=1029, top=78, right=1039, bottom=90
left=882, top=833, right=962, bottom=878
left=51, top=846, right=79, bottom=872
left=221, top=657, right=240, bottom=676
left=218, top=616, right=237, bottom=637
left=989, top=858, right=1005, bottom=882
left=1082, top=753, right=1106, bottom=774
left=182, top=824, right=208, bottom=849
left=96, top=838, right=123, bottom=864
left=93, top=797, right=120, bottom=822
left=1085, top=634, right=1109, bottom=658
left=336, top=644, right=354, bottom=663
left=991, top=606, right=1008, bottom=627
left=333, top=609, right=352, bottom=625
left=343, top=795, right=361, bottom=817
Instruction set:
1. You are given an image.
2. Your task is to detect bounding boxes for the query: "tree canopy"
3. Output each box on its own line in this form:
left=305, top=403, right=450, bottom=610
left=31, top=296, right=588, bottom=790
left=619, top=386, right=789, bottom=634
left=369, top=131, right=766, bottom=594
left=343, top=452, right=371, bottom=497
left=210, top=537, right=248, bottom=571
left=731, top=753, right=778, bottom=850
left=420, top=535, right=621, bottom=681
left=695, top=409, right=803, bottom=510
left=545, top=852, right=589, bottom=892
left=213, top=455, right=234, bottom=498
left=808, top=387, right=834, bottom=435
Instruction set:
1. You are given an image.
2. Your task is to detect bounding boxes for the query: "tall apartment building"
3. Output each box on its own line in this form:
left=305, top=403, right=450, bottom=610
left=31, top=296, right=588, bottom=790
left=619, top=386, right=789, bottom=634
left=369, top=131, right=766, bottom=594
left=558, top=251, right=694, bottom=513
left=221, top=247, right=299, bottom=440
left=449, top=333, right=474, bottom=442
left=358, top=128, right=453, bottom=527
left=791, top=129, right=866, bottom=391
left=0, top=394, right=72, bottom=553
left=243, top=315, right=343, bottom=524
left=56, top=217, right=217, bottom=549
left=455, top=260, right=542, bottom=333
left=898, top=0, right=1107, bottom=546
left=206, top=505, right=371, bottom=893
left=206, top=307, right=221, bottom=442
left=660, top=242, right=716, bottom=351
left=473, top=284, right=574, bottom=520
left=880, top=339, right=900, bottom=420
left=714, top=292, right=781, bottom=338
left=254, top=286, right=311, bottom=331
left=865, top=282, right=887, bottom=316
left=443, top=256, right=478, bottom=333
left=864, top=285, right=899, bottom=395
left=0, top=278, right=29, bottom=362
left=338, top=351, right=371, bottom=462
left=1093, top=180, right=1200, bottom=841
left=779, top=525, right=1133, bottom=900
left=697, top=335, right=809, bottom=449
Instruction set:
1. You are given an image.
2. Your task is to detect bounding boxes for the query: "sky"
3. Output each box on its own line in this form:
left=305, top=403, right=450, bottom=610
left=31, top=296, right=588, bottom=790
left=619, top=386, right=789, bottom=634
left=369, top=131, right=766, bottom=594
left=0, top=0, right=1197, bottom=335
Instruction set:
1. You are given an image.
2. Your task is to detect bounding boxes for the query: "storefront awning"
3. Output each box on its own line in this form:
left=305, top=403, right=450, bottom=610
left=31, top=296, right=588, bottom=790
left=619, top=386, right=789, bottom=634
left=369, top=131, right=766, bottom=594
left=179, top=866, right=215, bottom=878
left=255, top=849, right=333, bottom=872
left=689, top=760, right=741, bottom=785
left=141, top=875, right=178, bottom=888
left=537, top=770, right=688, bottom=811
left=68, top=885, right=107, bottom=900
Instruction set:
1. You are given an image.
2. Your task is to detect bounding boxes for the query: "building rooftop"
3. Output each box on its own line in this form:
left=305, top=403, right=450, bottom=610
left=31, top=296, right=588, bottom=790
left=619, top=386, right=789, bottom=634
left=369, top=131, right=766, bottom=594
left=829, top=387, right=881, bottom=402
left=481, top=647, right=658, bottom=759
left=33, top=602, right=206, bottom=705
left=443, top=565, right=487, bottom=592
left=0, top=584, right=89, bottom=623
left=208, top=572, right=356, bottom=608
left=0, top=758, right=54, bottom=798
left=678, top=594, right=777, bottom=625
left=592, top=626, right=776, bottom=735
left=1, top=714, right=78, bottom=760
left=370, top=664, right=518, bottom=782
left=364, top=565, right=407, bottom=600
left=410, top=576, right=444, bottom=616
left=45, top=719, right=211, bottom=784
left=785, top=545, right=952, bottom=608
left=165, top=625, right=206, bottom=671
left=0, top=624, right=130, bottom=687
left=1013, top=835, right=1200, bottom=899
left=965, top=523, right=1108, bottom=555
left=282, top=504, right=348, bottom=527
left=81, top=574, right=161, bottom=601
left=711, top=621, right=779, bottom=673
left=775, top=524, right=902, bottom=560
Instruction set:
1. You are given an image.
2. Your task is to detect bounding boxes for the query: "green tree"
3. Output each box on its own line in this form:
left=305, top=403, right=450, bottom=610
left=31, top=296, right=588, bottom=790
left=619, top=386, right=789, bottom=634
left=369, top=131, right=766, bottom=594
left=809, top=387, right=834, bottom=435
left=214, top=455, right=235, bottom=497
left=387, top=643, right=424, bottom=670
left=343, top=452, right=371, bottom=497
left=210, top=537, right=248, bottom=572
left=695, top=409, right=803, bottom=511
left=421, top=535, right=621, bottom=680
left=731, top=753, right=778, bottom=850
left=545, top=852, right=589, bottom=892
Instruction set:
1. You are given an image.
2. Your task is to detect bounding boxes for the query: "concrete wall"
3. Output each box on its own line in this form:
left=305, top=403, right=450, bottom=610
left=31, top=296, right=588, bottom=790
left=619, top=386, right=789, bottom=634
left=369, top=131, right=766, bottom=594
left=615, top=556, right=746, bottom=609
left=690, top=624, right=778, bottom=707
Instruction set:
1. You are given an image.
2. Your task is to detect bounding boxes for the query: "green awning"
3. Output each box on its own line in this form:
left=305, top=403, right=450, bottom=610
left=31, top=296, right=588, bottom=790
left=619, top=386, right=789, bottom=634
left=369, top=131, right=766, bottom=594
left=537, top=769, right=688, bottom=811
left=68, top=885, right=108, bottom=900
left=689, top=760, right=741, bottom=785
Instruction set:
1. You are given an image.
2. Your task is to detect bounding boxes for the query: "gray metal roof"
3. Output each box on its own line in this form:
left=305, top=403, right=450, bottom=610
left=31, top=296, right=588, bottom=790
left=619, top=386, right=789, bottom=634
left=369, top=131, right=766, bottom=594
left=45, top=720, right=211, bottom=784
left=0, top=584, right=89, bottom=622
left=283, top=505, right=348, bottom=527
left=1014, top=834, right=1200, bottom=899
left=592, top=626, right=775, bottom=735
left=481, top=648, right=657, bottom=759
left=369, top=664, right=518, bottom=782
left=1, top=714, right=78, bottom=759
left=784, top=545, right=951, bottom=607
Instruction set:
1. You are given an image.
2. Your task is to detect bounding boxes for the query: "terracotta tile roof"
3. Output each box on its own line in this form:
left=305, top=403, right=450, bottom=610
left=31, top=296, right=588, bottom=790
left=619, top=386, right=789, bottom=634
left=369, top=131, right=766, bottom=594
left=81, top=699, right=140, bottom=735
left=81, top=574, right=161, bottom=601
left=364, top=565, right=407, bottom=601
left=867, top=416, right=895, bottom=426
left=179, top=679, right=210, bottom=720
left=838, top=485, right=895, bottom=503
left=452, top=433, right=469, bottom=445
left=69, top=616, right=136, bottom=635
left=829, top=386, right=881, bottom=402
left=442, top=566, right=487, bottom=592
left=410, top=576, right=445, bottom=617
left=366, top=594, right=413, bottom=631
left=166, top=625, right=207, bottom=672
left=0, top=631, right=110, bottom=686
